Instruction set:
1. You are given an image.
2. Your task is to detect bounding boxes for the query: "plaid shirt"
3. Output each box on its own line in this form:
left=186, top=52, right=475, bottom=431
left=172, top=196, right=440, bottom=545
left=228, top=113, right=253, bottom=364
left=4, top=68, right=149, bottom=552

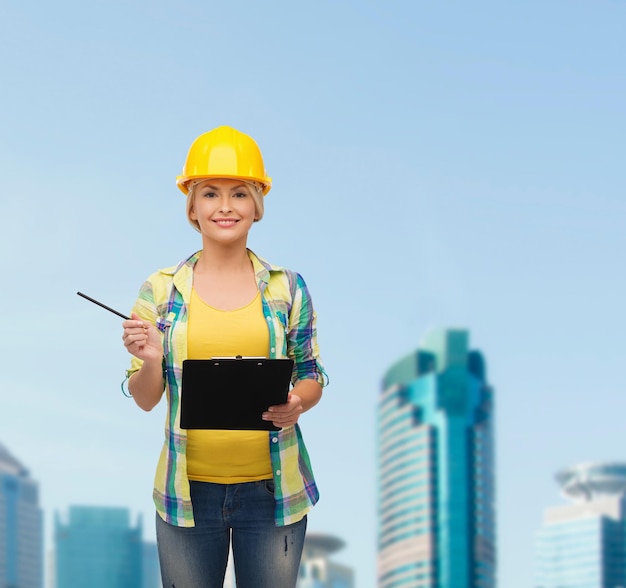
left=126, top=249, right=327, bottom=527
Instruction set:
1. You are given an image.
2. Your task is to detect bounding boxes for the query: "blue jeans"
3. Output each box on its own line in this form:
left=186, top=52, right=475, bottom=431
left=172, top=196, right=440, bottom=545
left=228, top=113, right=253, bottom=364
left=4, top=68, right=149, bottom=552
left=156, top=480, right=307, bottom=588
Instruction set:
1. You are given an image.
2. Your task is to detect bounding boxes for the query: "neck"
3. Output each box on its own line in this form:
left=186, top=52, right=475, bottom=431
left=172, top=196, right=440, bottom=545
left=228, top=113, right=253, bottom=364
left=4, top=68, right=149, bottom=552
left=195, top=240, right=251, bottom=273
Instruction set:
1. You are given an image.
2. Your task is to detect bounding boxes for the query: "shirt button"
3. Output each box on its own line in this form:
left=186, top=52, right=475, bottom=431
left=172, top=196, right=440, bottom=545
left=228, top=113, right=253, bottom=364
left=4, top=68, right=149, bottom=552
left=270, top=347, right=276, bottom=353
left=272, top=437, right=278, bottom=443
left=276, top=469, right=281, bottom=476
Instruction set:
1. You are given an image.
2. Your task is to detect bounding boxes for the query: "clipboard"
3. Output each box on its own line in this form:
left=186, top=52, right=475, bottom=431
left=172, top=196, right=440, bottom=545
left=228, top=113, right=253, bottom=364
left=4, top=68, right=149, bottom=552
left=180, top=357, right=294, bottom=431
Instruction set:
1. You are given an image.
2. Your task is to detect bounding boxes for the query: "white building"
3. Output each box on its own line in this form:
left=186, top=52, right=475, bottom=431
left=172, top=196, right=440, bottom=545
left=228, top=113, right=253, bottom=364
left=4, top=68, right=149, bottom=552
left=223, top=532, right=354, bottom=588
left=298, top=533, right=354, bottom=588
left=535, top=462, right=626, bottom=588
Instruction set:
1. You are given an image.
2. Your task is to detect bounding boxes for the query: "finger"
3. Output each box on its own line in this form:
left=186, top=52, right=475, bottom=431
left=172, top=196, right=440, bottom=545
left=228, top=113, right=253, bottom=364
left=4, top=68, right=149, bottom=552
left=130, top=313, right=149, bottom=330
left=123, top=313, right=142, bottom=326
left=263, top=407, right=297, bottom=424
left=124, top=333, right=148, bottom=347
left=272, top=416, right=296, bottom=428
left=266, top=405, right=285, bottom=413
left=263, top=410, right=290, bottom=421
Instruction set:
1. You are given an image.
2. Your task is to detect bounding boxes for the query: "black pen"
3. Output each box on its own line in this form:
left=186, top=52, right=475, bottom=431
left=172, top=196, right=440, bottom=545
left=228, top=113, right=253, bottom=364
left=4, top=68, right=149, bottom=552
left=76, top=292, right=130, bottom=320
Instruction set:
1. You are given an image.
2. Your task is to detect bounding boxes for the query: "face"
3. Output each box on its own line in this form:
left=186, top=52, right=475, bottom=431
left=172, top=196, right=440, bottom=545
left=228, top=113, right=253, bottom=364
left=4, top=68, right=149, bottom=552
left=189, top=178, right=258, bottom=245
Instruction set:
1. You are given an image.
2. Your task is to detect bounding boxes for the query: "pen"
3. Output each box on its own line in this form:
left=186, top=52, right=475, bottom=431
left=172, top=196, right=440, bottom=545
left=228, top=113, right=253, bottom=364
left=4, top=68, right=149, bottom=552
left=76, top=291, right=130, bottom=320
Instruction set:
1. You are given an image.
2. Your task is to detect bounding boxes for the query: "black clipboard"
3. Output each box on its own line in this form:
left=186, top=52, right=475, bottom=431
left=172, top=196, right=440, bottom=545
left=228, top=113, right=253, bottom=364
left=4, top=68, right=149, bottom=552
left=180, top=357, right=294, bottom=431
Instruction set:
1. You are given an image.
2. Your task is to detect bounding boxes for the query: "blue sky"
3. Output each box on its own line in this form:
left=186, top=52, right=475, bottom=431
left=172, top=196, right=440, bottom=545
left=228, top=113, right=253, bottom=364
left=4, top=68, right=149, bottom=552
left=1, top=1, right=625, bottom=586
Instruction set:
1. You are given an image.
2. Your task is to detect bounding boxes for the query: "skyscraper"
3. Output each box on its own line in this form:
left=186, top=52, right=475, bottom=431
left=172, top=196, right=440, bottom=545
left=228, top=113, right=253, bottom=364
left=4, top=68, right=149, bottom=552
left=377, top=329, right=496, bottom=588
left=54, top=506, right=144, bottom=588
left=0, top=442, right=43, bottom=588
left=534, top=462, right=626, bottom=588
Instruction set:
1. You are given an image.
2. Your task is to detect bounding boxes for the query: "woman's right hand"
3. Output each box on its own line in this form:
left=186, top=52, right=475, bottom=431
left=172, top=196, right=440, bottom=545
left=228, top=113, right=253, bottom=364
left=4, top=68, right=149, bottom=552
left=122, top=313, right=164, bottom=362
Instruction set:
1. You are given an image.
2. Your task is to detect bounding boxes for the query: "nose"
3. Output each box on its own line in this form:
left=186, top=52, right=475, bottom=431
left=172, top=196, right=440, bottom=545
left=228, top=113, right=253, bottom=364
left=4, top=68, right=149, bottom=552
left=218, top=194, right=232, bottom=213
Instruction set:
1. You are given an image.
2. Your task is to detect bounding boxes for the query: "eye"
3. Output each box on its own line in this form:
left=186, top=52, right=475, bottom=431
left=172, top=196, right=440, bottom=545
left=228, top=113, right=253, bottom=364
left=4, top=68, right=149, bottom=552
left=202, top=191, right=218, bottom=198
left=233, top=191, right=248, bottom=198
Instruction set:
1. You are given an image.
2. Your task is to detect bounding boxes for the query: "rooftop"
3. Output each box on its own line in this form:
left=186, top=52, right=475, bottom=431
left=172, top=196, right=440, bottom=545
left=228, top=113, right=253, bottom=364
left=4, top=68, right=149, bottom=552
left=0, top=441, right=29, bottom=477
left=303, top=533, right=346, bottom=556
left=556, top=462, right=626, bottom=502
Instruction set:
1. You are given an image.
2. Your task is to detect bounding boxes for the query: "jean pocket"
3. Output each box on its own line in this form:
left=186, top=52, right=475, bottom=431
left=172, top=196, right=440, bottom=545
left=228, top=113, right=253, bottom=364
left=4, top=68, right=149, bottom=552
left=263, top=479, right=275, bottom=496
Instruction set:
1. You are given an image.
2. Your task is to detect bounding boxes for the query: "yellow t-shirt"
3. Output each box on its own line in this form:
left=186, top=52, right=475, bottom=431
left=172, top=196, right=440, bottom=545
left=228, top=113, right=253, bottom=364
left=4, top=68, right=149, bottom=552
left=185, top=287, right=272, bottom=483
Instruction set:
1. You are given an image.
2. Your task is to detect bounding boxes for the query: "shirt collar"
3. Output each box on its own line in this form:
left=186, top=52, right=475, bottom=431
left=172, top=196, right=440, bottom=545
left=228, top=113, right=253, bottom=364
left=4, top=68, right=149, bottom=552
left=163, top=249, right=283, bottom=298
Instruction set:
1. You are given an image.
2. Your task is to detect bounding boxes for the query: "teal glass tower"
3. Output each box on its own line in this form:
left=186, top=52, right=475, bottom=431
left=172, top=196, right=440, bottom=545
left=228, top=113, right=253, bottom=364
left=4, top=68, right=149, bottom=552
left=54, top=506, right=144, bottom=588
left=0, top=442, right=43, bottom=588
left=377, top=329, right=496, bottom=588
left=534, top=462, right=626, bottom=588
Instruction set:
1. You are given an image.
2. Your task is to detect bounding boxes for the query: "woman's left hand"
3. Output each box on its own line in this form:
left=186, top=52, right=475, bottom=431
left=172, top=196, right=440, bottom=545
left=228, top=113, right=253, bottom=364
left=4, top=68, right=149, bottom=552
left=263, top=393, right=303, bottom=428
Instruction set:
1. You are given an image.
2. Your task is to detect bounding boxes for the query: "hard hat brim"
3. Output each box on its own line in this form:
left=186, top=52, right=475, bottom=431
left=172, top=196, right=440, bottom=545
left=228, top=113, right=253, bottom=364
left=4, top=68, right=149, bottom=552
left=176, top=174, right=272, bottom=195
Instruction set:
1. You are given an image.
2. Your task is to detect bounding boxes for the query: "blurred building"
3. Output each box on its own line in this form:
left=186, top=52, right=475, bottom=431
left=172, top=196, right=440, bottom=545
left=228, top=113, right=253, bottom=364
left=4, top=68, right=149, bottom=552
left=535, top=462, right=626, bottom=588
left=297, top=533, right=354, bottom=587
left=54, top=506, right=159, bottom=588
left=222, top=532, right=354, bottom=587
left=141, top=542, right=162, bottom=588
left=378, top=329, right=496, bottom=588
left=0, top=442, right=43, bottom=588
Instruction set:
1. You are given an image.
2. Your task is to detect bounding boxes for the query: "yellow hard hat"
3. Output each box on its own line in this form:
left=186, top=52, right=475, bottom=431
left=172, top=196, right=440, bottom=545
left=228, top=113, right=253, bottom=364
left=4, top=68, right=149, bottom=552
left=176, top=126, right=272, bottom=195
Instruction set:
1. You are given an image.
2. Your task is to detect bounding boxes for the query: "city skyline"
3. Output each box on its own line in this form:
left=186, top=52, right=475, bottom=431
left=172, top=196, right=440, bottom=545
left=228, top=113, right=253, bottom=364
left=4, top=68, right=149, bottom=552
left=1, top=438, right=354, bottom=588
left=2, top=2, right=625, bottom=586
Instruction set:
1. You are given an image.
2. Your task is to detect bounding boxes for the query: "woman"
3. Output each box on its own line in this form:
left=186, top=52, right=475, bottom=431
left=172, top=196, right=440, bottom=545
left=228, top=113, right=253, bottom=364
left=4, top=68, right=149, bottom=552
left=121, top=126, right=327, bottom=587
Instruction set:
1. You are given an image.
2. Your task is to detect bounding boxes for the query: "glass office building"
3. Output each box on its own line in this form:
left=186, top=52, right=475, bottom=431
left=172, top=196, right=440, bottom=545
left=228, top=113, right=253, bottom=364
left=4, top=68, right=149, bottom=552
left=535, top=462, right=626, bottom=588
left=378, top=329, right=496, bottom=588
left=54, top=506, right=144, bottom=588
left=0, top=442, right=43, bottom=588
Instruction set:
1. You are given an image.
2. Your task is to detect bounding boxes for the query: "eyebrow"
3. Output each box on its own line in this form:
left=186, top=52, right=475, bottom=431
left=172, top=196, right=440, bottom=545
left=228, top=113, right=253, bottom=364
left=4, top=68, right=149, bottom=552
left=200, top=183, right=248, bottom=191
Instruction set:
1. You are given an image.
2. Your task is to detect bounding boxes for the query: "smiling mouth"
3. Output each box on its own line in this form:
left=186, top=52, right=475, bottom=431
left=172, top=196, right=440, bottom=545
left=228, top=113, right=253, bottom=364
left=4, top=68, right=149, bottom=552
left=213, top=219, right=238, bottom=227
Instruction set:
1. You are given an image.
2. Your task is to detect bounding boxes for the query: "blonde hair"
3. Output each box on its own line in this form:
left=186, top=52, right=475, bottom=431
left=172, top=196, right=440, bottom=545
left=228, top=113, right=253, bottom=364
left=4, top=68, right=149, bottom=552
left=185, top=179, right=265, bottom=232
